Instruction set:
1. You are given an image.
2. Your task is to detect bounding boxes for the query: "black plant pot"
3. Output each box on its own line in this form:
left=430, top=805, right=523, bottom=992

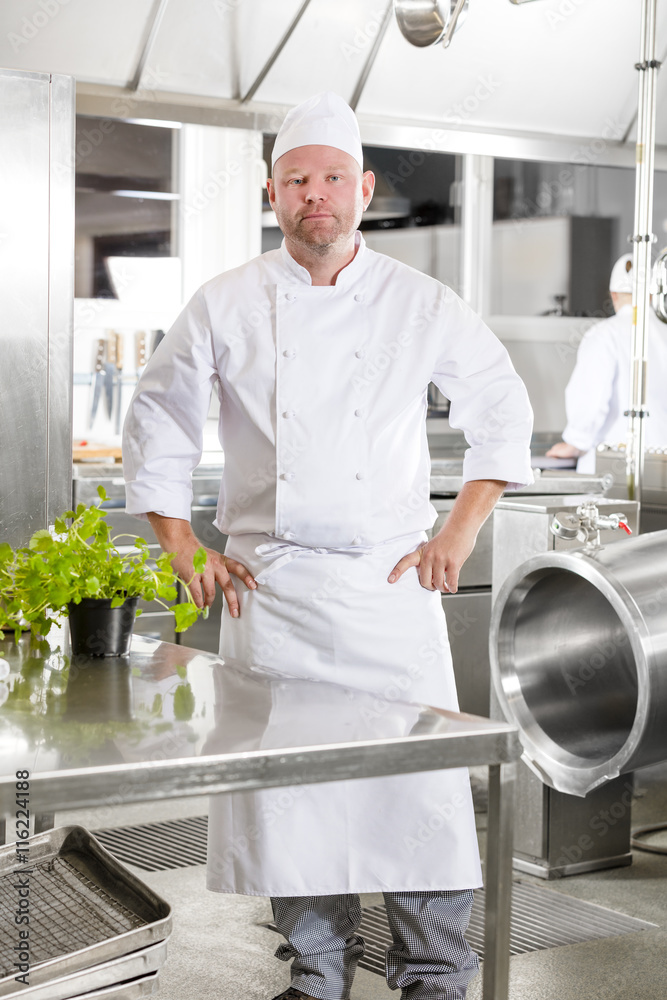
left=67, top=596, right=138, bottom=658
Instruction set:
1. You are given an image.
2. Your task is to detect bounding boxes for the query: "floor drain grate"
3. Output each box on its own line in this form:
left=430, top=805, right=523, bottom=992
left=93, top=817, right=657, bottom=967
left=94, top=815, right=208, bottom=871
left=267, top=882, right=656, bottom=972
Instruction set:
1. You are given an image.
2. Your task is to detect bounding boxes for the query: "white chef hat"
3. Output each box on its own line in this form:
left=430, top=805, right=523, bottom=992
left=271, top=92, right=364, bottom=173
left=609, top=253, right=634, bottom=294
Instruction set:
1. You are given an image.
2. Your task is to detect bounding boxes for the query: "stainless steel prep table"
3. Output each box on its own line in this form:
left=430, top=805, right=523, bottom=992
left=0, top=631, right=519, bottom=1000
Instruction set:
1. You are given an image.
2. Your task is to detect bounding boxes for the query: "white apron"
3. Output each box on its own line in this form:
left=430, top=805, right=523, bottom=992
left=205, top=530, right=482, bottom=897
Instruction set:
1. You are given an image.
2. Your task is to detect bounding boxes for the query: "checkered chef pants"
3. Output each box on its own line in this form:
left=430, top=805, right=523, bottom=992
left=271, top=890, right=479, bottom=1000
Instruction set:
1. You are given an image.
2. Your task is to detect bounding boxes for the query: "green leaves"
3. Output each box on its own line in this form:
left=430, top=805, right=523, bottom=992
left=173, top=682, right=195, bottom=720
left=0, top=498, right=207, bottom=636
left=28, top=530, right=54, bottom=552
left=193, top=547, right=207, bottom=574
left=173, top=603, right=199, bottom=632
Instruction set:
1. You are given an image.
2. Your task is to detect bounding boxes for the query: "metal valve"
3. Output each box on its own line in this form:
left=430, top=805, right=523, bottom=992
left=550, top=502, right=631, bottom=552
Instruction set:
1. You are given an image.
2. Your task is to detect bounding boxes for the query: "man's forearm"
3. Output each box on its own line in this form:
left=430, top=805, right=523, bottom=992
left=146, top=513, right=200, bottom=553
left=436, top=479, right=507, bottom=541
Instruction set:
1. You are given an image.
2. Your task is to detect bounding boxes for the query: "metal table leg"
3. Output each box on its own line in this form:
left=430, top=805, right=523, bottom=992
left=482, top=761, right=516, bottom=1000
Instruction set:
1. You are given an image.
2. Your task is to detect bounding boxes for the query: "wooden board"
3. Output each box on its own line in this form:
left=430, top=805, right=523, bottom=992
left=73, top=443, right=123, bottom=462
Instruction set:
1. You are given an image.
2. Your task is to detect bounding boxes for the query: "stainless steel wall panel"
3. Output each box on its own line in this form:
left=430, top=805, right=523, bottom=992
left=0, top=69, right=50, bottom=547
left=47, top=74, right=75, bottom=527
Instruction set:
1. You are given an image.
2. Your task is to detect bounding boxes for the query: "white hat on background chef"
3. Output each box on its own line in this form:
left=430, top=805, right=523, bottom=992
left=609, top=253, right=634, bottom=294
left=271, top=92, right=364, bottom=173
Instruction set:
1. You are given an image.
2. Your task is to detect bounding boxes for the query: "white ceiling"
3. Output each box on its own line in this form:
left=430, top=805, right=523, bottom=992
left=1, top=0, right=666, bottom=151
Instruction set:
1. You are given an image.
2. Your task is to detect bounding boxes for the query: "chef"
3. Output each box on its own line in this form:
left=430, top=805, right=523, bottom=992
left=123, top=92, right=533, bottom=1000
left=547, top=253, right=667, bottom=473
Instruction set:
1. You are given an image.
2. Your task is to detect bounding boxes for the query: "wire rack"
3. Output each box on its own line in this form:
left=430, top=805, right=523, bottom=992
left=0, top=856, right=147, bottom=976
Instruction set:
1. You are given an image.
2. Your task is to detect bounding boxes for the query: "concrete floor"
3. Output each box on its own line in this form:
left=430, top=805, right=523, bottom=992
left=53, top=763, right=667, bottom=1000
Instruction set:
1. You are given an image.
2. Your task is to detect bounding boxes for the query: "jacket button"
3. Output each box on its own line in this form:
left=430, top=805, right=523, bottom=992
left=282, top=530, right=296, bottom=539
left=354, top=408, right=365, bottom=418
left=355, top=349, right=366, bottom=359
left=282, top=349, right=296, bottom=358
left=280, top=472, right=295, bottom=481
left=282, top=410, right=295, bottom=419
left=352, top=535, right=362, bottom=545
left=354, top=293, right=364, bottom=303
left=355, top=471, right=365, bottom=480
left=285, top=292, right=296, bottom=301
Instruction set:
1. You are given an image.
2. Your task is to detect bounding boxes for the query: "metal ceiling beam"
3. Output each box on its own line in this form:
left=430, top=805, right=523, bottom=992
left=75, top=85, right=667, bottom=169
left=241, top=0, right=313, bottom=104
left=128, top=0, right=170, bottom=92
left=349, top=0, right=393, bottom=111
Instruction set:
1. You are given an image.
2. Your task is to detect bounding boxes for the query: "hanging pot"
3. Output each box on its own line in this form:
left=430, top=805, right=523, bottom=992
left=67, top=596, right=138, bottom=658
left=394, top=0, right=469, bottom=48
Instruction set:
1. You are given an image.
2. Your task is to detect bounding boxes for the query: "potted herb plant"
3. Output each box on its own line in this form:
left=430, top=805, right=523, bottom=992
left=0, top=487, right=207, bottom=657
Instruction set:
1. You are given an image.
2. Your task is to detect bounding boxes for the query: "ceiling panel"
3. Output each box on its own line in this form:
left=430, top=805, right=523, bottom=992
left=1, top=0, right=666, bottom=150
left=141, top=0, right=237, bottom=99
left=358, top=0, right=644, bottom=140
left=250, top=0, right=392, bottom=107
left=0, top=0, right=154, bottom=87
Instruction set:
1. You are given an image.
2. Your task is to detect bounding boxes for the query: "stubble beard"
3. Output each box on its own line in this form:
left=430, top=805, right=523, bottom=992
left=279, top=208, right=360, bottom=258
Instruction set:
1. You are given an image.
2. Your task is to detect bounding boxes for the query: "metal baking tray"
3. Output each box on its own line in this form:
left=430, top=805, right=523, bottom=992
left=0, top=826, right=171, bottom=996
left=31, top=970, right=160, bottom=1000
left=2, top=941, right=167, bottom=1000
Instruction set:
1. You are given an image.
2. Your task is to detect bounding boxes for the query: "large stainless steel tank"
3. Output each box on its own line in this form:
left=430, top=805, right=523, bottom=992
left=490, top=529, right=667, bottom=797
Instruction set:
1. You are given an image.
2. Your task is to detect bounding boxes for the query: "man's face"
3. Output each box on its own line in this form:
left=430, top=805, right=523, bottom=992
left=267, top=144, right=375, bottom=255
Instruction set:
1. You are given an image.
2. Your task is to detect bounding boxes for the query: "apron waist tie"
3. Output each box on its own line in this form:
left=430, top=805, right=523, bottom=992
left=253, top=539, right=372, bottom=585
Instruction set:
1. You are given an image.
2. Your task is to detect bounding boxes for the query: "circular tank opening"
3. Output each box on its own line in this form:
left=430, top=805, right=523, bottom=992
left=505, top=568, right=638, bottom=762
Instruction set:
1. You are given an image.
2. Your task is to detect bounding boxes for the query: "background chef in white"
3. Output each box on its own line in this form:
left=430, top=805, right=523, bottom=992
left=547, top=253, right=667, bottom=473
left=123, top=92, right=533, bottom=1000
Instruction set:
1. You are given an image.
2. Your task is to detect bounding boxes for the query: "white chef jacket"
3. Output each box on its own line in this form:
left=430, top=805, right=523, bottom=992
left=123, top=232, right=533, bottom=542
left=563, top=304, right=667, bottom=474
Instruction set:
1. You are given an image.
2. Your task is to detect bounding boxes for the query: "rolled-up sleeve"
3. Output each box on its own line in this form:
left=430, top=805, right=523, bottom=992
left=122, top=288, right=218, bottom=520
left=431, top=289, right=534, bottom=490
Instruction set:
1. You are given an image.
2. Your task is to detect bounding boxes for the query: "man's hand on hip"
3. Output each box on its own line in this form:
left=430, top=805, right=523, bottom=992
left=387, top=479, right=507, bottom=594
left=147, top=514, right=256, bottom=616
left=388, top=526, right=477, bottom=594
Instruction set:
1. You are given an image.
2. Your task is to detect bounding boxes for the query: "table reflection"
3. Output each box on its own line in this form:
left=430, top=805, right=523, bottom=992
left=0, top=633, right=482, bottom=781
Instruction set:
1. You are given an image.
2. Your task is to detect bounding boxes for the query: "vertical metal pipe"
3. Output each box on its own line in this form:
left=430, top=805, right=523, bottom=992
left=627, top=0, right=659, bottom=508
left=482, top=762, right=515, bottom=1000
left=461, top=154, right=494, bottom=315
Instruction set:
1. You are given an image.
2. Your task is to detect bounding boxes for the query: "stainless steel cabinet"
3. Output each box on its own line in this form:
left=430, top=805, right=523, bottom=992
left=0, top=70, right=74, bottom=547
